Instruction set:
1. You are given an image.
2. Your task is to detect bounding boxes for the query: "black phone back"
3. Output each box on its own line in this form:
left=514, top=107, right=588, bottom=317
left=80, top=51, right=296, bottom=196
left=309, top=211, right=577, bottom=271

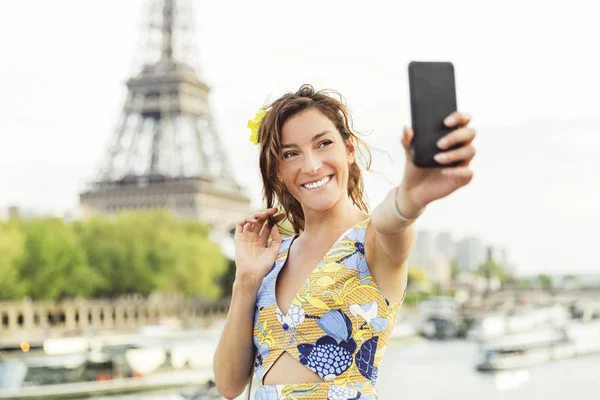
left=408, top=61, right=458, bottom=168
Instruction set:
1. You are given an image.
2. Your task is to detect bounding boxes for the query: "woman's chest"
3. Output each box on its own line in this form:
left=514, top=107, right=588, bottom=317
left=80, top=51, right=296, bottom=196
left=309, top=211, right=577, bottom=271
left=275, top=243, right=333, bottom=314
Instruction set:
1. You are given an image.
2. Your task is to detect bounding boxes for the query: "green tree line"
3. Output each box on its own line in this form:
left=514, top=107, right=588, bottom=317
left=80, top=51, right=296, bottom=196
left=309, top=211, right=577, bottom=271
left=0, top=211, right=228, bottom=302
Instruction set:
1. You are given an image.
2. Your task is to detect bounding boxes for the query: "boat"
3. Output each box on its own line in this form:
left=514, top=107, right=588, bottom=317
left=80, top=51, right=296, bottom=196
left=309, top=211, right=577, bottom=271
left=416, top=296, right=462, bottom=339
left=475, top=320, right=600, bottom=371
left=170, top=339, right=218, bottom=369
left=0, top=368, right=212, bottom=400
left=466, top=305, right=570, bottom=341
left=0, top=359, right=28, bottom=390
left=124, top=348, right=167, bottom=375
left=0, top=352, right=89, bottom=388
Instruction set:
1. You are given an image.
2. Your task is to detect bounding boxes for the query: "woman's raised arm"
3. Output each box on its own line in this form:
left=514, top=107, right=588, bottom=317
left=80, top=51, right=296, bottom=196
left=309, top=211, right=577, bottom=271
left=213, top=208, right=284, bottom=399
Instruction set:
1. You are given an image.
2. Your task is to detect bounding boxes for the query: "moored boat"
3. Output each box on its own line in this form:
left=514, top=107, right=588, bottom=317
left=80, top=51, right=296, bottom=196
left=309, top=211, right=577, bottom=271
left=475, top=320, right=600, bottom=371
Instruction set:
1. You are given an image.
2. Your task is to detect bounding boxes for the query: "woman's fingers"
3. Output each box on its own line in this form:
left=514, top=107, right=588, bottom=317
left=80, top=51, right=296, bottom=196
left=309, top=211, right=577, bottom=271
left=433, top=111, right=476, bottom=183
left=237, top=218, right=255, bottom=235
left=437, top=127, right=476, bottom=150
left=242, top=221, right=255, bottom=234
left=440, top=157, right=474, bottom=179
left=250, top=208, right=280, bottom=233
left=259, top=214, right=286, bottom=240
left=269, top=223, right=283, bottom=249
left=440, top=166, right=474, bottom=181
left=237, top=208, right=279, bottom=235
left=434, top=144, right=476, bottom=164
left=235, top=222, right=243, bottom=236
left=444, top=112, right=472, bottom=128
left=238, top=208, right=276, bottom=223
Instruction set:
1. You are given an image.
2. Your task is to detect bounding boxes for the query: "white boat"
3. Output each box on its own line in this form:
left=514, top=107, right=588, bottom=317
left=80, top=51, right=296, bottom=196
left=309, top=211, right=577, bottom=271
left=170, top=340, right=218, bottom=369
left=24, top=353, right=87, bottom=369
left=0, top=359, right=28, bottom=390
left=475, top=320, right=600, bottom=371
left=124, top=348, right=167, bottom=375
left=0, top=368, right=213, bottom=400
left=475, top=327, right=573, bottom=371
left=43, top=337, right=89, bottom=355
left=416, top=296, right=461, bottom=339
left=0, top=352, right=89, bottom=389
left=466, top=313, right=508, bottom=341
left=467, top=305, right=570, bottom=341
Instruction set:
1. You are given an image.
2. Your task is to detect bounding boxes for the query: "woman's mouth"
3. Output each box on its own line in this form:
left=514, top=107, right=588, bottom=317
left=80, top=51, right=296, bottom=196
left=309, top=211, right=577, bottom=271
left=301, top=175, right=333, bottom=191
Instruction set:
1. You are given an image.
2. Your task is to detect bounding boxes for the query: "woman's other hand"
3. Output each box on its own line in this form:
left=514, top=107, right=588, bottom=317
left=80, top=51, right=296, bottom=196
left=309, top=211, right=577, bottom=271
left=234, top=207, right=286, bottom=288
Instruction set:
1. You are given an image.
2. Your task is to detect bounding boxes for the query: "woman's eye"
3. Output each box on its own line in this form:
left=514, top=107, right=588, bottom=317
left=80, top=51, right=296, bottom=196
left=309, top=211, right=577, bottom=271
left=283, top=151, right=296, bottom=159
left=319, top=140, right=333, bottom=148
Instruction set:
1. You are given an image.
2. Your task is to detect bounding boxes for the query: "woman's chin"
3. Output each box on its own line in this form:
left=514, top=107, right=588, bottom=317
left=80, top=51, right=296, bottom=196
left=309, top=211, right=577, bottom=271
left=300, top=196, right=339, bottom=213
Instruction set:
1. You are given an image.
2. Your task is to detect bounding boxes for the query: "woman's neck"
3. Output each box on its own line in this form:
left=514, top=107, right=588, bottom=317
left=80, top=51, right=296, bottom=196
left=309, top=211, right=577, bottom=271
left=299, top=197, right=367, bottom=241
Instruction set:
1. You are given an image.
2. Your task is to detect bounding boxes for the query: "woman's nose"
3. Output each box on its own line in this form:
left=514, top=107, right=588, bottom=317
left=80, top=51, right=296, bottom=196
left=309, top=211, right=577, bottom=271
left=301, top=153, right=322, bottom=175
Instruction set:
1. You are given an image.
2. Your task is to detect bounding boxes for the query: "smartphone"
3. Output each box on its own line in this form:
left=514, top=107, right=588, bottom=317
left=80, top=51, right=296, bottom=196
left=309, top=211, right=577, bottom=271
left=408, top=61, right=460, bottom=168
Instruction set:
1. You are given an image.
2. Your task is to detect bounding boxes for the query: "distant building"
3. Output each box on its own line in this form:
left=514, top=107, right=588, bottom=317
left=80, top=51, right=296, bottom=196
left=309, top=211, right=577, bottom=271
left=486, top=245, right=515, bottom=276
left=408, top=230, right=513, bottom=288
left=408, top=231, right=451, bottom=289
left=456, top=237, right=486, bottom=272
left=486, top=245, right=508, bottom=266
left=428, top=253, right=452, bottom=290
left=408, top=230, right=436, bottom=269
left=436, top=232, right=456, bottom=260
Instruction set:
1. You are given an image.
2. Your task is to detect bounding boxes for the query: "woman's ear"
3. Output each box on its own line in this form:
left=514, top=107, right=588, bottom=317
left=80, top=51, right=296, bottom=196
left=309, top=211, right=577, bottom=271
left=346, top=140, right=356, bottom=164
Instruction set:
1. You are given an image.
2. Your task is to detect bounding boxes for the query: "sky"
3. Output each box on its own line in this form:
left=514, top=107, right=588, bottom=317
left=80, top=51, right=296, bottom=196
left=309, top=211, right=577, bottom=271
left=1, top=0, right=599, bottom=276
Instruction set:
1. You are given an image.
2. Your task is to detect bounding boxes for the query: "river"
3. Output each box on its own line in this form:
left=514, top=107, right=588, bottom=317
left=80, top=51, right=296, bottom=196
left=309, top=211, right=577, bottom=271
left=90, top=338, right=600, bottom=399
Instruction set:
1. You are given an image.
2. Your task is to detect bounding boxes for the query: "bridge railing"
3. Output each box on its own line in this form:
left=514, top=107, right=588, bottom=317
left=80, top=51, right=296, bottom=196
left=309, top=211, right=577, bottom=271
left=0, top=294, right=230, bottom=346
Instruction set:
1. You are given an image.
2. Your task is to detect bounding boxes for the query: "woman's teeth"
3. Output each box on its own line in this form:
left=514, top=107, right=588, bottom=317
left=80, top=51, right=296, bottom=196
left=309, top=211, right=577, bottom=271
left=302, top=175, right=331, bottom=190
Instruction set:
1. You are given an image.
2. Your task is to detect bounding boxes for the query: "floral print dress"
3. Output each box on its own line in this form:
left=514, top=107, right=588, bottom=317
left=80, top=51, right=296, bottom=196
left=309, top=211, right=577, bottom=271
left=252, top=218, right=405, bottom=399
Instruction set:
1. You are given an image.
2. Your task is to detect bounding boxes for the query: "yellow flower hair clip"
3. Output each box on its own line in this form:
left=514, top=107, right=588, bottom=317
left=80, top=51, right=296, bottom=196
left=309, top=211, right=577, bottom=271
left=247, top=108, right=268, bottom=145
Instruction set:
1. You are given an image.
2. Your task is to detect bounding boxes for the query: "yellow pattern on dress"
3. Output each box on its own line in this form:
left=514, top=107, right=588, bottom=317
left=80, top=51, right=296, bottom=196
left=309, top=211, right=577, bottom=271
left=252, top=218, right=405, bottom=399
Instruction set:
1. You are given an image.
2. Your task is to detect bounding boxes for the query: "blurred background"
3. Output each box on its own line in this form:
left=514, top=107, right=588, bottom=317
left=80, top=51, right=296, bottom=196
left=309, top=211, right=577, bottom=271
left=0, top=0, right=599, bottom=399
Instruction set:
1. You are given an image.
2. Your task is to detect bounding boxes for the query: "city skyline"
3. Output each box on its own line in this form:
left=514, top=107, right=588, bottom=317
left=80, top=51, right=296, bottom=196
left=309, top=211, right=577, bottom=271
left=1, top=0, right=598, bottom=276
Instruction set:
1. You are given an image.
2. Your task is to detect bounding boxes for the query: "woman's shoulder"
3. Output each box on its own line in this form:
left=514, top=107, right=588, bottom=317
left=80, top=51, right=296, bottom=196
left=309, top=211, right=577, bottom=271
left=278, top=233, right=296, bottom=252
left=349, top=213, right=372, bottom=237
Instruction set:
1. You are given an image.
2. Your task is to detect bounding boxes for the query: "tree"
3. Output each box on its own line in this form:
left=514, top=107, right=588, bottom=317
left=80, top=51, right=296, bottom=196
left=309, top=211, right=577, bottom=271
left=516, top=278, right=533, bottom=289
left=537, top=274, right=553, bottom=290
left=74, top=211, right=173, bottom=297
left=153, top=219, right=227, bottom=300
left=0, top=220, right=27, bottom=300
left=407, top=267, right=429, bottom=287
left=1, top=211, right=229, bottom=301
left=477, top=260, right=510, bottom=282
left=74, top=210, right=227, bottom=300
left=18, top=218, right=102, bottom=300
left=404, top=267, right=431, bottom=306
left=450, top=259, right=461, bottom=279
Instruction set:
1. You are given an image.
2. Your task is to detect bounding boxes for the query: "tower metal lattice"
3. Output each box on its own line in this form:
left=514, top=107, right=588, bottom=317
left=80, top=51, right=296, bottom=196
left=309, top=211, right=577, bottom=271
left=80, top=0, right=250, bottom=233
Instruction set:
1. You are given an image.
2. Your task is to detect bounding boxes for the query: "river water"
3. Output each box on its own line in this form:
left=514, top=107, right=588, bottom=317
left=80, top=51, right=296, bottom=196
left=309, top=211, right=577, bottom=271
left=91, top=338, right=600, bottom=399
left=377, top=339, right=599, bottom=399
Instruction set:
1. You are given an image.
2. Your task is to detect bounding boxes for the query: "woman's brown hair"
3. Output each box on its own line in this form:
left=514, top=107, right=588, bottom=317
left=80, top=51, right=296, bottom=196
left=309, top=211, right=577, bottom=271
left=257, top=84, right=372, bottom=234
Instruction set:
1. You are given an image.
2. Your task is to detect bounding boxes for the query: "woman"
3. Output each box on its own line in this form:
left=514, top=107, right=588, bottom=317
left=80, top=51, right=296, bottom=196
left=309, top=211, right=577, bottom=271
left=214, top=84, right=476, bottom=399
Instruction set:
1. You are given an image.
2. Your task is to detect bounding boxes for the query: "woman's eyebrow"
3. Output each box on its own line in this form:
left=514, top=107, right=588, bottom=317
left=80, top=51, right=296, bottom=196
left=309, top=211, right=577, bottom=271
left=281, top=130, right=332, bottom=149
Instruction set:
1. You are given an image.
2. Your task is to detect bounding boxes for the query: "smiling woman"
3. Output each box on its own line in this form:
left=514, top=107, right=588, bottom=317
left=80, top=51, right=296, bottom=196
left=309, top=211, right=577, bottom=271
left=213, top=84, right=476, bottom=399
left=256, top=85, right=373, bottom=234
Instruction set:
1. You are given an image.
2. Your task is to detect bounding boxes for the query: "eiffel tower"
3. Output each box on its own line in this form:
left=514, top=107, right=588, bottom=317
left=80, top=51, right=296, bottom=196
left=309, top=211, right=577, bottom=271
left=80, top=0, right=250, bottom=236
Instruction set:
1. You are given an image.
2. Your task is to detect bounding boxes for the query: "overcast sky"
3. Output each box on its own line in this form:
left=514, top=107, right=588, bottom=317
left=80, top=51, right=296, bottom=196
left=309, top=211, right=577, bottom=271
left=1, top=0, right=599, bottom=276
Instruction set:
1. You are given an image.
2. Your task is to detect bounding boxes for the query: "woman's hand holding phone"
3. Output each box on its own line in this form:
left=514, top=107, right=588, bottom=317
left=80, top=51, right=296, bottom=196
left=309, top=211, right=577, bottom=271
left=399, top=111, right=476, bottom=212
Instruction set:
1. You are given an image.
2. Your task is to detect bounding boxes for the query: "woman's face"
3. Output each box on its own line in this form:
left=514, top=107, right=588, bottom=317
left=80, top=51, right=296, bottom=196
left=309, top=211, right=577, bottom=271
left=278, top=108, right=355, bottom=213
